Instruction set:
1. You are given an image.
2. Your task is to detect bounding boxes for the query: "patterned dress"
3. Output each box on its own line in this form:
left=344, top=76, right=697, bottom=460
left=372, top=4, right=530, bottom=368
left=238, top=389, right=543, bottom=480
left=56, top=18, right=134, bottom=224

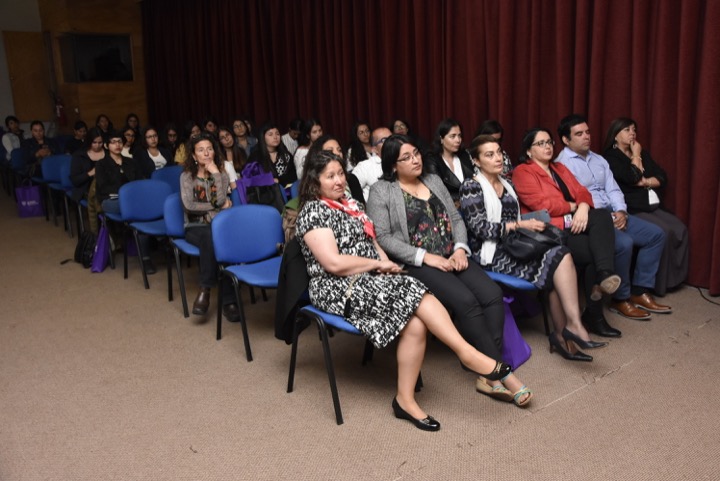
left=459, top=178, right=568, bottom=290
left=296, top=200, right=427, bottom=348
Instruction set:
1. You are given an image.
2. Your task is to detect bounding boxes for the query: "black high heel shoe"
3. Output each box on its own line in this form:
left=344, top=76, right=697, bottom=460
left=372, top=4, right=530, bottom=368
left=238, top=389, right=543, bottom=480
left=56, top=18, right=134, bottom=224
left=562, top=328, right=608, bottom=349
left=461, top=360, right=512, bottom=381
left=549, top=333, right=593, bottom=362
left=392, top=398, right=440, bottom=432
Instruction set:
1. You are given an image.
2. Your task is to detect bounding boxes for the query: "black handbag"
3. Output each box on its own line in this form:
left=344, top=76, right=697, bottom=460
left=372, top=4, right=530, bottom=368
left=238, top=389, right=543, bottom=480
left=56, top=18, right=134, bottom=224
left=504, top=224, right=567, bottom=261
left=246, top=183, right=285, bottom=213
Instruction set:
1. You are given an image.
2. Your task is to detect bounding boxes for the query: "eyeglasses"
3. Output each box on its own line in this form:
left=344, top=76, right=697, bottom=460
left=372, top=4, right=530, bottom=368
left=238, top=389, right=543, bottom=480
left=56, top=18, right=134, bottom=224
left=373, top=137, right=388, bottom=147
left=397, top=149, right=420, bottom=163
left=145, top=134, right=158, bottom=139
left=531, top=139, right=555, bottom=148
left=109, top=139, right=123, bottom=145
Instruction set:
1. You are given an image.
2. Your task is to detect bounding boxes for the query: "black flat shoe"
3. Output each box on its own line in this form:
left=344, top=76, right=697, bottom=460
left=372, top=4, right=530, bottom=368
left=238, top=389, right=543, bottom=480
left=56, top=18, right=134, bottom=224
left=392, top=398, right=440, bottom=432
left=583, top=314, right=622, bottom=338
left=549, top=333, right=593, bottom=362
left=222, top=303, right=241, bottom=322
left=562, top=328, right=608, bottom=349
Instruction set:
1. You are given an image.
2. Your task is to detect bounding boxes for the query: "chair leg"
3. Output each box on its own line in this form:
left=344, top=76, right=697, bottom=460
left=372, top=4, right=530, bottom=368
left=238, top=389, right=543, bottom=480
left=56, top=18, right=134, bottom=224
left=540, top=290, right=551, bottom=336
left=63, top=196, right=73, bottom=238
left=317, top=318, right=344, bottom=425
left=166, top=244, right=173, bottom=302
left=134, top=230, right=150, bottom=289
left=233, top=281, right=253, bottom=362
left=361, top=339, right=374, bottom=365
left=249, top=286, right=257, bottom=304
left=216, top=273, right=224, bottom=340
left=287, top=314, right=302, bottom=393
left=48, top=187, right=58, bottom=226
left=174, top=247, right=189, bottom=318
left=261, top=288, right=268, bottom=302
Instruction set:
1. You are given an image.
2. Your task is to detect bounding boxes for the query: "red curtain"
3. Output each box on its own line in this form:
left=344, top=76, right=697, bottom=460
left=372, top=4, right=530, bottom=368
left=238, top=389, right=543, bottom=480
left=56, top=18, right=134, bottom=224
left=142, top=0, right=720, bottom=293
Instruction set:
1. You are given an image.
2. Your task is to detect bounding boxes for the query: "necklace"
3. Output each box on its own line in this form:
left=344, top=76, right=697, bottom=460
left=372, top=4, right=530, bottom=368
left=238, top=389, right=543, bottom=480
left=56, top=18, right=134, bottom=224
left=399, top=180, right=423, bottom=198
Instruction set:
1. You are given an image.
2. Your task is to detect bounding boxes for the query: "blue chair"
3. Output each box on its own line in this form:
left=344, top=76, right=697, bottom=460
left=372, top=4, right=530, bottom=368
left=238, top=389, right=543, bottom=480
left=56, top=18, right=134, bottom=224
left=211, top=205, right=284, bottom=361
left=106, top=179, right=172, bottom=289
left=151, top=165, right=184, bottom=193
left=164, top=193, right=201, bottom=317
left=289, top=179, right=300, bottom=199
left=230, top=188, right=242, bottom=207
left=484, top=270, right=551, bottom=335
left=287, top=305, right=375, bottom=425
left=37, top=154, right=71, bottom=227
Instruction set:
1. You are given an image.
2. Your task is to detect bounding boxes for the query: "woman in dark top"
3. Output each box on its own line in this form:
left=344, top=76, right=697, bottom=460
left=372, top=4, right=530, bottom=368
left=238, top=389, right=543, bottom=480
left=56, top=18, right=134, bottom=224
left=247, top=121, right=297, bottom=186
left=602, top=118, right=688, bottom=295
left=424, top=118, right=474, bottom=205
left=135, top=126, right=174, bottom=179
left=461, top=135, right=608, bottom=362
left=161, top=123, right=180, bottom=157
left=95, top=129, right=136, bottom=214
left=367, top=134, right=532, bottom=406
left=95, top=114, right=113, bottom=142
left=70, top=127, right=105, bottom=234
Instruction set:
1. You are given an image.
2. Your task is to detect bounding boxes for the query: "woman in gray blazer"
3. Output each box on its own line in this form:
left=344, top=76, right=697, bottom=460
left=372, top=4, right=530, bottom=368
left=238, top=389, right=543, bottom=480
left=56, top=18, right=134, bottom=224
left=366, top=135, right=532, bottom=407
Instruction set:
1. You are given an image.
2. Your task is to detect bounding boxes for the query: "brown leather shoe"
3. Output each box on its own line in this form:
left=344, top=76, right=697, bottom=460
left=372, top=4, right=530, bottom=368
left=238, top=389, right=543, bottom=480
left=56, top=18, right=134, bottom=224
left=630, top=293, right=672, bottom=314
left=609, top=300, right=652, bottom=321
left=192, top=288, right=211, bottom=315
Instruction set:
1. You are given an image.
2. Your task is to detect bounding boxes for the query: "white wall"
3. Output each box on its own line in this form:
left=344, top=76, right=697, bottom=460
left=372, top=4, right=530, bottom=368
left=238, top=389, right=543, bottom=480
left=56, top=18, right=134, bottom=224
left=0, top=0, right=42, bottom=123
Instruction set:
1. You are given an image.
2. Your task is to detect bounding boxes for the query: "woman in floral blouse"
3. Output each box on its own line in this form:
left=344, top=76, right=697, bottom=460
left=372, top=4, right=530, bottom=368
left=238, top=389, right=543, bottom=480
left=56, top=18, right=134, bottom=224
left=367, top=134, right=533, bottom=407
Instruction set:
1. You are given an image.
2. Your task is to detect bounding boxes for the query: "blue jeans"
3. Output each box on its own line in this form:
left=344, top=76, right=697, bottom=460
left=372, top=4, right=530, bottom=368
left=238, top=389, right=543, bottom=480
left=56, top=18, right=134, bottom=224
left=614, top=214, right=665, bottom=299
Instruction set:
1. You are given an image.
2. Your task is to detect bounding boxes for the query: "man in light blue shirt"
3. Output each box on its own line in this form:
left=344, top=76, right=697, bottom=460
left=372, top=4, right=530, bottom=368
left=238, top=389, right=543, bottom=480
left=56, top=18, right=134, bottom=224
left=556, top=114, right=671, bottom=322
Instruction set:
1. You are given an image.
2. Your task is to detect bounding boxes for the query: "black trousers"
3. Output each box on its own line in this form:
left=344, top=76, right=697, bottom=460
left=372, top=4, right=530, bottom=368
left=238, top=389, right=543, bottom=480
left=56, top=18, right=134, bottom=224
left=185, top=224, right=233, bottom=303
left=406, top=260, right=505, bottom=361
left=565, top=208, right=616, bottom=317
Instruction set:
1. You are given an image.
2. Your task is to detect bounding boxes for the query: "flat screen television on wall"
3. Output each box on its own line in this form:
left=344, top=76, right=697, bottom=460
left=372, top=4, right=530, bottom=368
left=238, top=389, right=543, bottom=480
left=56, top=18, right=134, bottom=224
left=59, top=34, right=133, bottom=82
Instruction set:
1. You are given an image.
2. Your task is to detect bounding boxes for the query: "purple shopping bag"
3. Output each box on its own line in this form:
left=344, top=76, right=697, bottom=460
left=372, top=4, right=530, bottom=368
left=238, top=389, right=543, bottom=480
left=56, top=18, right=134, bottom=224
left=501, top=296, right=532, bottom=370
left=91, top=222, right=110, bottom=273
left=15, top=183, right=45, bottom=218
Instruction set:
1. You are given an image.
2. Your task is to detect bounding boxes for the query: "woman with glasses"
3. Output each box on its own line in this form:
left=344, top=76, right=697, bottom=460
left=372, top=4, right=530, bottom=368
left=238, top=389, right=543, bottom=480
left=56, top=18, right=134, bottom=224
left=120, top=125, right=137, bottom=158
left=425, top=118, right=474, bottom=205
left=135, top=126, right=175, bottom=179
left=513, top=128, right=621, bottom=340
left=232, top=117, right=257, bottom=157
left=96, top=130, right=136, bottom=214
left=367, top=134, right=532, bottom=407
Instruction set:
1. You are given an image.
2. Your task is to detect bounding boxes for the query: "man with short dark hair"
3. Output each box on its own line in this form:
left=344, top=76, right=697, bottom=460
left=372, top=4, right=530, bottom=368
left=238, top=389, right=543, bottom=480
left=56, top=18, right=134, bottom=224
left=65, top=120, right=88, bottom=154
left=556, top=114, right=670, bottom=322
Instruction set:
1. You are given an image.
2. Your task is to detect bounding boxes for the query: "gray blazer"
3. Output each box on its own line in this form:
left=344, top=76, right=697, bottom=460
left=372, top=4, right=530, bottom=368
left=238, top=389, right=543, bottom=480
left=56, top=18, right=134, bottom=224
left=367, top=173, right=470, bottom=267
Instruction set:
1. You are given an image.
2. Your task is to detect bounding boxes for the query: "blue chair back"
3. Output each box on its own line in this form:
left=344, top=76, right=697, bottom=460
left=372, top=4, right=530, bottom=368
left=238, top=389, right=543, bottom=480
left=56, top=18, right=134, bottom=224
left=40, top=155, right=71, bottom=183
left=164, top=192, right=186, bottom=238
left=60, top=159, right=73, bottom=190
left=230, top=188, right=242, bottom=206
left=290, top=179, right=300, bottom=199
left=212, top=204, right=284, bottom=264
left=118, top=179, right=172, bottom=222
left=151, top=165, right=183, bottom=193
left=10, top=148, right=25, bottom=171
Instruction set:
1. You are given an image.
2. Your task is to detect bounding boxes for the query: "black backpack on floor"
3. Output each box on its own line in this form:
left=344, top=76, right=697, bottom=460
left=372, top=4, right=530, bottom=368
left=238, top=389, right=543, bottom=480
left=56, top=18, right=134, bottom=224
left=74, top=231, right=97, bottom=268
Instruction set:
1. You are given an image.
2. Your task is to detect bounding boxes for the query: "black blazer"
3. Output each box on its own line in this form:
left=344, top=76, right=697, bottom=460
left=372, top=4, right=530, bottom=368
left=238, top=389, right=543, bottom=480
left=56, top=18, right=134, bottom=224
left=274, top=238, right=311, bottom=344
left=135, top=147, right=175, bottom=179
left=424, top=149, right=474, bottom=202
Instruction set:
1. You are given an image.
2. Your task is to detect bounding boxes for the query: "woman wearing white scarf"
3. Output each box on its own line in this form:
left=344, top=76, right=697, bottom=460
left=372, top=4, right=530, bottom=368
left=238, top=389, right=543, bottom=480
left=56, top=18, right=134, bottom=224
left=459, top=135, right=607, bottom=362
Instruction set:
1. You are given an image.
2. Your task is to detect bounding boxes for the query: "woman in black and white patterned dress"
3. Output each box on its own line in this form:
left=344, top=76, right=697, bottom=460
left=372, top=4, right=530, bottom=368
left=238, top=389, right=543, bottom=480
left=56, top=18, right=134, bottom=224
left=295, top=150, right=517, bottom=432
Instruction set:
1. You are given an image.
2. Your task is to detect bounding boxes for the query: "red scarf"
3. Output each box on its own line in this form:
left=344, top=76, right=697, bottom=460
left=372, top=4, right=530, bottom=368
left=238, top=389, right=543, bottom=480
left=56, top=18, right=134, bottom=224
left=320, top=196, right=376, bottom=239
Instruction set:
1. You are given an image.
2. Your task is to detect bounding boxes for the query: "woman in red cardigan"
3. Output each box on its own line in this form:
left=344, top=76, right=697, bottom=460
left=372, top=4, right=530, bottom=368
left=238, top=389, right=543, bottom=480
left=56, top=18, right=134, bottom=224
left=513, top=128, right=621, bottom=338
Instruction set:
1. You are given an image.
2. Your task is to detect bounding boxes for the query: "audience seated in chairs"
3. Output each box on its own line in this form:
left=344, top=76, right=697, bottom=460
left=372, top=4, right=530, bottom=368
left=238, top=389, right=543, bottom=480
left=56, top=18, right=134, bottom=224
left=459, top=135, right=608, bottom=362
left=366, top=134, right=532, bottom=406
left=294, top=148, right=522, bottom=431
left=512, top=127, right=622, bottom=338
left=247, top=121, right=297, bottom=187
